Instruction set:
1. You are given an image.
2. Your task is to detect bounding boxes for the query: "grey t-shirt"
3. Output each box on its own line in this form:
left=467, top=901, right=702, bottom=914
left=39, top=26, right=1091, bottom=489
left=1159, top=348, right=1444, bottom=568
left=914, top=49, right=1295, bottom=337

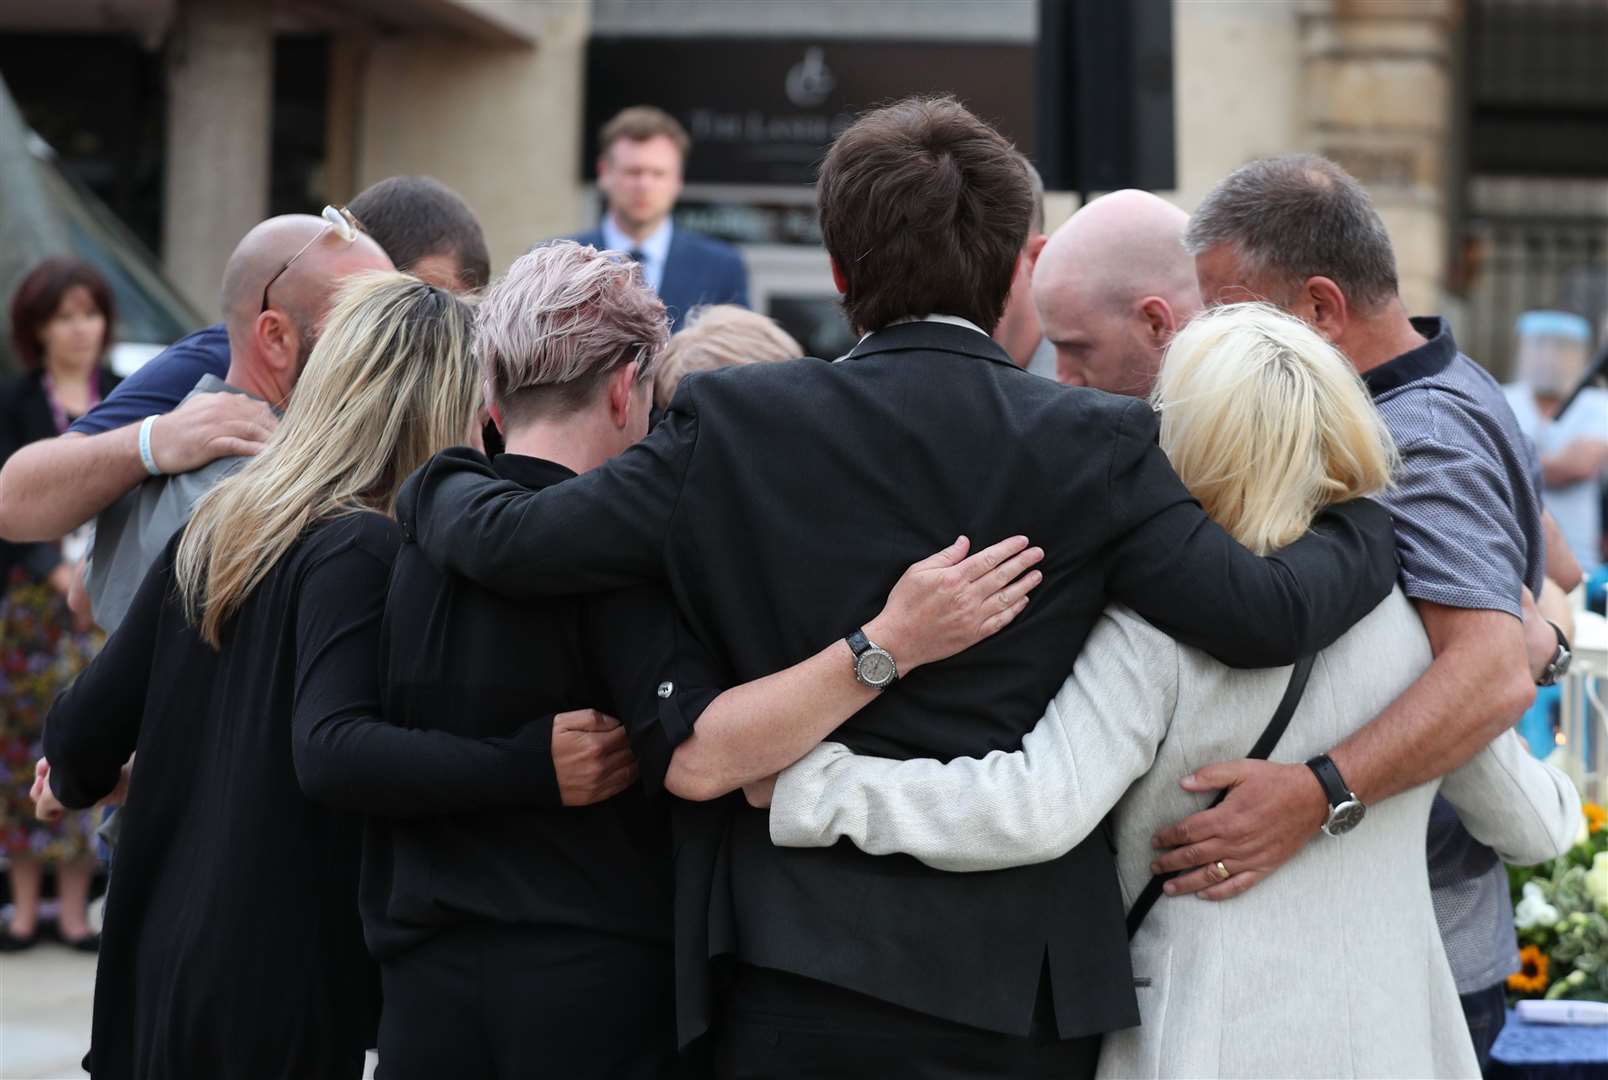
left=1364, top=317, right=1545, bottom=994
left=87, top=375, right=254, bottom=634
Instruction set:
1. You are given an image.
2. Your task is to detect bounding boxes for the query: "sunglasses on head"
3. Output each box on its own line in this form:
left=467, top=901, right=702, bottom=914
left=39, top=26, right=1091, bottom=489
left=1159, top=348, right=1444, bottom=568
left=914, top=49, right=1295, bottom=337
left=259, top=205, right=365, bottom=315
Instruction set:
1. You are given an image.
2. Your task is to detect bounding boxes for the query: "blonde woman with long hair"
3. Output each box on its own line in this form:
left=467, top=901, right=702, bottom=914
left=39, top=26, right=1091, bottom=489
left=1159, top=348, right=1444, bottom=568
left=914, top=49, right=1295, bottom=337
left=39, top=273, right=544, bottom=1080
left=757, top=304, right=1582, bottom=1078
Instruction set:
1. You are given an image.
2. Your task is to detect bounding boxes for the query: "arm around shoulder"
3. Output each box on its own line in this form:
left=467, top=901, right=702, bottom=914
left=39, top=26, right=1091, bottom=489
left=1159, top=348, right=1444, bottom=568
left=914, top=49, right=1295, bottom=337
left=1103, top=397, right=1398, bottom=667
left=401, top=404, right=698, bottom=597
left=769, top=607, right=1178, bottom=871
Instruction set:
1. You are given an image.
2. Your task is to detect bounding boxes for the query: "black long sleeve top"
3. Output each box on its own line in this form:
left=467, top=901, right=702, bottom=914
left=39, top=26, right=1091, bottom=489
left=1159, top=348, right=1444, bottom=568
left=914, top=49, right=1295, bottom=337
left=43, top=512, right=564, bottom=1080
left=365, top=453, right=721, bottom=961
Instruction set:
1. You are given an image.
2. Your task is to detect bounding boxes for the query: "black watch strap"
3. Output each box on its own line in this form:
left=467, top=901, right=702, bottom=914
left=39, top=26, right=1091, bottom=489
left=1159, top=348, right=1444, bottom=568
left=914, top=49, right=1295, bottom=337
left=1538, top=621, right=1571, bottom=686
left=846, top=628, right=871, bottom=657
left=1305, top=754, right=1352, bottom=808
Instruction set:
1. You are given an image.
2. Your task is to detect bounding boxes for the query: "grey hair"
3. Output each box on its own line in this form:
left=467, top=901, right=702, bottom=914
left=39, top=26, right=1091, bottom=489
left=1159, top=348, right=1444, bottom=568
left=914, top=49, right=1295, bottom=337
left=1183, top=154, right=1399, bottom=310
left=478, top=240, right=669, bottom=424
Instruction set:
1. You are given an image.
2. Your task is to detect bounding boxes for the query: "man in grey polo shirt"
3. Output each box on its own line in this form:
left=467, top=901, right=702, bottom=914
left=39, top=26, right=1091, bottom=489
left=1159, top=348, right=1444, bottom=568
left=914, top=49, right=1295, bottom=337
left=1155, top=155, right=1569, bottom=1067
left=87, top=214, right=391, bottom=632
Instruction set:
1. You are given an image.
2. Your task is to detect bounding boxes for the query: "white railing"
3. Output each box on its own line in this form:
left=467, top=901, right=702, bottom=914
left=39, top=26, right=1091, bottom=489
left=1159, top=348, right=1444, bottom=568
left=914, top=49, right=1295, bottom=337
left=1555, top=605, right=1607, bottom=806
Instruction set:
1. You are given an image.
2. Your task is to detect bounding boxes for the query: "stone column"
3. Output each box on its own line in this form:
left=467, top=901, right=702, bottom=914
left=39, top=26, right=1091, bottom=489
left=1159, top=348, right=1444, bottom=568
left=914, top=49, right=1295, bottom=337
left=161, top=0, right=272, bottom=314
left=1302, top=0, right=1460, bottom=316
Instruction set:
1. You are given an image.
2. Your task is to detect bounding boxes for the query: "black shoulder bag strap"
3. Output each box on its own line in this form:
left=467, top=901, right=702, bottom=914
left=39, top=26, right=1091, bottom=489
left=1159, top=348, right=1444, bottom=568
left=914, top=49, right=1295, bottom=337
left=1124, top=655, right=1316, bottom=941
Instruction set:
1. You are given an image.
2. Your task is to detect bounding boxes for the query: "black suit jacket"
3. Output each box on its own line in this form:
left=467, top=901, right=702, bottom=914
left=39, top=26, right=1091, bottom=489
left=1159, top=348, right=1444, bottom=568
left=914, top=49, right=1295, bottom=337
left=399, top=321, right=1397, bottom=1040
left=0, top=368, right=120, bottom=584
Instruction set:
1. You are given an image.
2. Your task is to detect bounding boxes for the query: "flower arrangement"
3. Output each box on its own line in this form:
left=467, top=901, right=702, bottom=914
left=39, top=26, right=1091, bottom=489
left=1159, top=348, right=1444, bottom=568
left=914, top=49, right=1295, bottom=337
left=1508, top=801, right=1608, bottom=1003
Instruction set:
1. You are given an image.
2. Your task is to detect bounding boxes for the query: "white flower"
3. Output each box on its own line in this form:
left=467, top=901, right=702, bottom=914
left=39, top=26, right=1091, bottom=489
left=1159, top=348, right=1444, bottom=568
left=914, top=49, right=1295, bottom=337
left=1587, top=852, right=1608, bottom=911
left=1516, top=880, right=1562, bottom=929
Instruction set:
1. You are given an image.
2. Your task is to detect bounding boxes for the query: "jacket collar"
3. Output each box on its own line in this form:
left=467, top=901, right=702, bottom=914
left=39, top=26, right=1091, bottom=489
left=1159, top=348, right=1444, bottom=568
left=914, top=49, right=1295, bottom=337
left=1360, top=316, right=1457, bottom=399
left=841, top=319, right=1017, bottom=370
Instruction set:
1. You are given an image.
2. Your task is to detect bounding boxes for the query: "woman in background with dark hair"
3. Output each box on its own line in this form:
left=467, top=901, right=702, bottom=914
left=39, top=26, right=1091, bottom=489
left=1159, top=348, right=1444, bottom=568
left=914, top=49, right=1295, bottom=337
left=0, top=256, right=120, bottom=951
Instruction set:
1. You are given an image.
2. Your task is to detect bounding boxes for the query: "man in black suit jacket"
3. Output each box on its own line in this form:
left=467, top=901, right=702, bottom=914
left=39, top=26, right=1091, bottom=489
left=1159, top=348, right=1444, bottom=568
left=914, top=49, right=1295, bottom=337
left=572, top=106, right=748, bottom=331
left=401, top=96, right=1397, bottom=1077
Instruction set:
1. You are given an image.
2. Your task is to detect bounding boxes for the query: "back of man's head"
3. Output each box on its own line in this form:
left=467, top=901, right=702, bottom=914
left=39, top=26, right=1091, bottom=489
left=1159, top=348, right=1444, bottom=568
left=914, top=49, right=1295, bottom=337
left=349, top=176, right=490, bottom=292
left=1184, top=154, right=1399, bottom=312
left=817, top=95, right=1032, bottom=334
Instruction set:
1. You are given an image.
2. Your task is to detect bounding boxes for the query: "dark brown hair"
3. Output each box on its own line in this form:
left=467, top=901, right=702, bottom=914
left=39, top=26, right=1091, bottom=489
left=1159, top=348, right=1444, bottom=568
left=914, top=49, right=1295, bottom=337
left=349, top=176, right=491, bottom=291
left=817, top=96, right=1031, bottom=334
left=599, top=106, right=691, bottom=159
left=8, top=256, right=116, bottom=372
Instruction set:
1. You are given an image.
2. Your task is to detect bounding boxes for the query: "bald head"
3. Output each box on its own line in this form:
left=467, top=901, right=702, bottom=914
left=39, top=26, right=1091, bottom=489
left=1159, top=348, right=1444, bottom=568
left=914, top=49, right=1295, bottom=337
left=217, top=214, right=391, bottom=404
left=221, top=215, right=391, bottom=340
left=1032, top=189, right=1200, bottom=396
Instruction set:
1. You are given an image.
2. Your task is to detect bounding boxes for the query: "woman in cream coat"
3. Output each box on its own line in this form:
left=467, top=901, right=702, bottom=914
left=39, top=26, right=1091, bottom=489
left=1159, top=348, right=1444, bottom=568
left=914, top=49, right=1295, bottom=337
left=762, top=304, right=1582, bottom=1080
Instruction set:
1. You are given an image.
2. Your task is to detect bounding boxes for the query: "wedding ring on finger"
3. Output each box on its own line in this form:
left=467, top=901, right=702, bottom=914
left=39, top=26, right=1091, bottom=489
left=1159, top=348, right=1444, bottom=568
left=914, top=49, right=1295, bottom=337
left=1212, top=860, right=1230, bottom=882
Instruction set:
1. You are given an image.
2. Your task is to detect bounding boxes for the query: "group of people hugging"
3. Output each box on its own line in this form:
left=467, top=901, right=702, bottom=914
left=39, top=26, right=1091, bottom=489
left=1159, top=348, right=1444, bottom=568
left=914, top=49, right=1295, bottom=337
left=0, top=93, right=1588, bottom=1080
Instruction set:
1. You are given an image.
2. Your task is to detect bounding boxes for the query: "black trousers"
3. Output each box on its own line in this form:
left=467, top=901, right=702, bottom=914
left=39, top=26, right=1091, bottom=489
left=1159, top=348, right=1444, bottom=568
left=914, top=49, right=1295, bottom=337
left=377, top=922, right=680, bottom=1080
left=715, top=964, right=1101, bottom=1079
left=1461, top=981, right=1508, bottom=1074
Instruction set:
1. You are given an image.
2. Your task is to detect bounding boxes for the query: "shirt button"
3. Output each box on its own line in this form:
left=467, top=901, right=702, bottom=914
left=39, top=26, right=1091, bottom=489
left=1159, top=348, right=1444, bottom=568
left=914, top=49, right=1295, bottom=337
left=657, top=681, right=674, bottom=699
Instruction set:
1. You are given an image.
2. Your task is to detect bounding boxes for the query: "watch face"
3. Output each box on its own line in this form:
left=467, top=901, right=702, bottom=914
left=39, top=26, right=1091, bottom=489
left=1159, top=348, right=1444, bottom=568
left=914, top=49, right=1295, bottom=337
left=857, top=648, right=897, bottom=688
left=1325, top=800, right=1366, bottom=836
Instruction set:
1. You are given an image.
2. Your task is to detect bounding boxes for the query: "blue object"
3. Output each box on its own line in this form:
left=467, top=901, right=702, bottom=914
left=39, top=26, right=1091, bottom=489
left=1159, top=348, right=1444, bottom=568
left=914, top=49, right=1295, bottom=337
left=1587, top=564, right=1607, bottom=616
left=1518, top=685, right=1562, bottom=759
left=1515, top=310, right=1592, bottom=343
left=1488, top=1009, right=1608, bottom=1080
left=69, top=324, right=231, bottom=435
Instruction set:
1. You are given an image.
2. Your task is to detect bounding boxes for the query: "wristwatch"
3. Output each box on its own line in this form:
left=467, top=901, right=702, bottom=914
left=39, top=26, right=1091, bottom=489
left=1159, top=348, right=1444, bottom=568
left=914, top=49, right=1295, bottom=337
left=846, top=628, right=898, bottom=690
left=1305, top=754, right=1366, bottom=837
left=1537, top=621, right=1572, bottom=688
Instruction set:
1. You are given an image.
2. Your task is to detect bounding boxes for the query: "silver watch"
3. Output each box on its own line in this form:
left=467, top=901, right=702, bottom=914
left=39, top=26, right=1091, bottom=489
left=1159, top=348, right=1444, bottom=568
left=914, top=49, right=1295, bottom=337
left=846, top=628, right=897, bottom=690
left=1537, top=621, right=1572, bottom=687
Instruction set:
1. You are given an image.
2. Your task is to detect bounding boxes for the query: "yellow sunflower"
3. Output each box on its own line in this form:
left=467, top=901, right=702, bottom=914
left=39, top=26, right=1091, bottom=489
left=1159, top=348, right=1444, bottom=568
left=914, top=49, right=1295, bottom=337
left=1585, top=802, right=1606, bottom=835
left=1507, top=945, right=1549, bottom=995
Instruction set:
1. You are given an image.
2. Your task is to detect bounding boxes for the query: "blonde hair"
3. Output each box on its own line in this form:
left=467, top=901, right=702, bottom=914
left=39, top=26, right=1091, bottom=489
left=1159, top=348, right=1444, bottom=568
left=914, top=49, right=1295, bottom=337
left=654, top=305, right=802, bottom=408
left=478, top=241, right=668, bottom=425
left=1153, top=302, right=1396, bottom=554
left=177, top=272, right=480, bottom=647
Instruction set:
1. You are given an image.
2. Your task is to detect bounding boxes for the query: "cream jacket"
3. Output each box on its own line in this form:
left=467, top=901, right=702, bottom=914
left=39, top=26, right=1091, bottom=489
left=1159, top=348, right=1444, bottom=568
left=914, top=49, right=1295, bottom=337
left=769, top=589, right=1582, bottom=1079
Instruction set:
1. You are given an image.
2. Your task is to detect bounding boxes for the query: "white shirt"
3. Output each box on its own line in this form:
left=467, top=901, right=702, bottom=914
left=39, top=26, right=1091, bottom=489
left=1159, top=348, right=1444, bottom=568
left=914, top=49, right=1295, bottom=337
left=601, top=214, right=672, bottom=295
left=849, top=314, right=991, bottom=353
left=1502, top=383, right=1608, bottom=569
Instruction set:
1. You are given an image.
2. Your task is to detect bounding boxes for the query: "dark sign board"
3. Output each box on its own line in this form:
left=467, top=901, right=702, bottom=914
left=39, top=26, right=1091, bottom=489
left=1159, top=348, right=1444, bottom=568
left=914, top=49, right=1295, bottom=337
left=584, top=38, right=1036, bottom=186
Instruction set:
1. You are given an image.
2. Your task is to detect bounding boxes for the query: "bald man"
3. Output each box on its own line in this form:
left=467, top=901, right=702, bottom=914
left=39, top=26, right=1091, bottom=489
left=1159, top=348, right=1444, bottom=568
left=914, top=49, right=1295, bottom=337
left=1033, top=189, right=1200, bottom=397
left=0, top=179, right=484, bottom=545
left=83, top=215, right=390, bottom=632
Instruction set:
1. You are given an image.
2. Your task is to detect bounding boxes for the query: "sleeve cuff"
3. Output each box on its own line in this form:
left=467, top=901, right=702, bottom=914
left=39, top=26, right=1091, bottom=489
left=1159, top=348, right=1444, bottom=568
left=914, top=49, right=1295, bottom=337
left=768, top=742, right=856, bottom=849
left=506, top=714, right=562, bottom=807
left=635, top=686, right=720, bottom=796
left=1399, top=577, right=1522, bottom=619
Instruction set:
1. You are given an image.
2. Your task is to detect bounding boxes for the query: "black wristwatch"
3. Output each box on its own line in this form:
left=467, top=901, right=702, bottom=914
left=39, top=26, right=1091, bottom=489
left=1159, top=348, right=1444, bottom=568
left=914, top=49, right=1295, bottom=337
left=1537, top=621, right=1572, bottom=688
left=1305, top=754, right=1366, bottom=837
left=846, top=628, right=897, bottom=690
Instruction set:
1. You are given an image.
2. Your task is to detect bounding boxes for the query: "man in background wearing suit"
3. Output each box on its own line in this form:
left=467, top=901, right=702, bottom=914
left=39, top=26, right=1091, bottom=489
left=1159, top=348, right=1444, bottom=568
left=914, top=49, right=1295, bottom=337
left=573, top=106, right=749, bottom=330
